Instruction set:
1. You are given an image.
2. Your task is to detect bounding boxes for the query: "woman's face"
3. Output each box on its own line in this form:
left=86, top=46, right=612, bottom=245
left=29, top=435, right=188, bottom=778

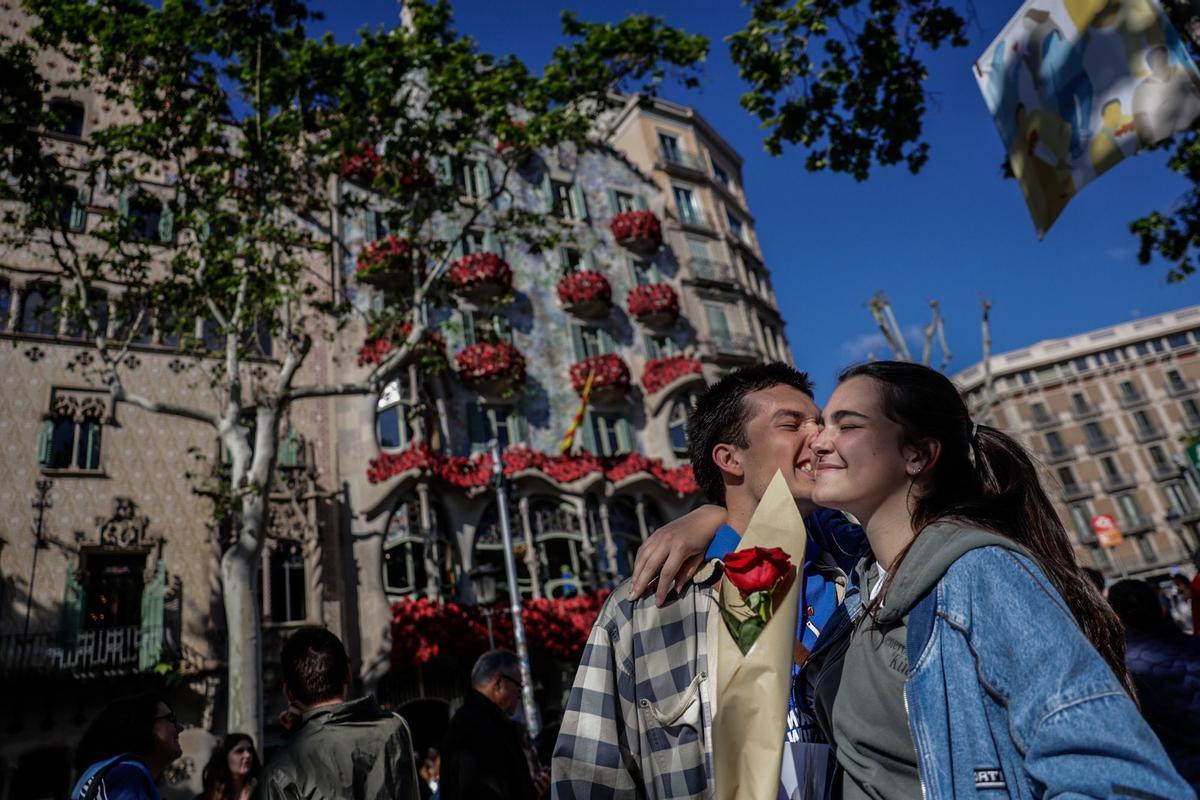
left=227, top=738, right=256, bottom=778
left=812, top=376, right=913, bottom=521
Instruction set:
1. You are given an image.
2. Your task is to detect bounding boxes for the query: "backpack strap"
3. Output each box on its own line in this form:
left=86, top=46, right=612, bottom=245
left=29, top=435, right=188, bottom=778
left=79, top=753, right=141, bottom=800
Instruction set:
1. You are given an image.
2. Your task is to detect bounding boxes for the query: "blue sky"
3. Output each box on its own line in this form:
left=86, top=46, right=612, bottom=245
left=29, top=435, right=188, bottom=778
left=314, top=1, right=1197, bottom=402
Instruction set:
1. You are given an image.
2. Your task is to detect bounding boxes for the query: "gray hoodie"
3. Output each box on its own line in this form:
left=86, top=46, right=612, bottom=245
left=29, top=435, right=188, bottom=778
left=831, top=521, right=1032, bottom=800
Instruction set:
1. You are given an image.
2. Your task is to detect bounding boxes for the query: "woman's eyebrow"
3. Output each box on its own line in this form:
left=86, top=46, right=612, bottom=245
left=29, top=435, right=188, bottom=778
left=830, top=409, right=869, bottom=422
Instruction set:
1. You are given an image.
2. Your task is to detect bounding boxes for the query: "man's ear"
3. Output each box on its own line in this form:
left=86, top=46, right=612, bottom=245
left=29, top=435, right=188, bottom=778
left=712, top=443, right=744, bottom=480
left=903, top=437, right=942, bottom=477
left=283, top=683, right=297, bottom=706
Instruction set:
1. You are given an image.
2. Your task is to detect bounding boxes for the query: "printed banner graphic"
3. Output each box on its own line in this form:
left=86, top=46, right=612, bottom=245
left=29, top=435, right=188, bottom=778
left=975, top=0, right=1200, bottom=236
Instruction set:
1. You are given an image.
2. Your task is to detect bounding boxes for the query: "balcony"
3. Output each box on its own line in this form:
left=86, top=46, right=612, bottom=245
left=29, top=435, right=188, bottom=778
left=657, top=146, right=707, bottom=176
left=1071, top=402, right=1102, bottom=421
left=0, top=625, right=159, bottom=678
left=1151, top=461, right=1181, bottom=482
left=1101, top=473, right=1137, bottom=493
left=1030, top=411, right=1060, bottom=431
left=677, top=208, right=716, bottom=233
left=1133, top=424, right=1166, bottom=444
left=1118, top=390, right=1148, bottom=409
left=705, top=333, right=759, bottom=364
left=1044, top=446, right=1075, bottom=465
left=1085, top=436, right=1118, bottom=455
left=687, top=256, right=738, bottom=286
left=1166, top=378, right=1197, bottom=398
left=1120, top=515, right=1156, bottom=535
left=1060, top=482, right=1095, bottom=502
left=1184, top=413, right=1200, bottom=434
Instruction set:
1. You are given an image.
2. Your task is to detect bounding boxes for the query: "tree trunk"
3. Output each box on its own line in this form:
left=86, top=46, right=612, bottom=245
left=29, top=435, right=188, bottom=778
left=221, top=533, right=264, bottom=746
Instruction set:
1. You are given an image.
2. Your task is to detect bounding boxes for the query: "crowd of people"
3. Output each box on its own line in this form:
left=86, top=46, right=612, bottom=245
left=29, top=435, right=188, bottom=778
left=67, top=361, right=1200, bottom=799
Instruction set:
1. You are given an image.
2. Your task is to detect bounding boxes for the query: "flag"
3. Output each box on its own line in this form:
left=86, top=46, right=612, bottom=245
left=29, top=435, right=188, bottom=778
left=974, top=0, right=1200, bottom=237
left=558, top=369, right=595, bottom=453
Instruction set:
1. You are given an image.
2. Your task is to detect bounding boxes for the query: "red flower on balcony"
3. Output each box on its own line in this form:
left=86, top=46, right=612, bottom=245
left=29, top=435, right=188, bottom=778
left=358, top=322, right=447, bottom=368
left=642, top=355, right=703, bottom=395
left=626, top=283, right=679, bottom=324
left=447, top=252, right=513, bottom=297
left=610, top=210, right=662, bottom=254
left=367, top=442, right=698, bottom=496
left=455, top=341, right=526, bottom=386
left=356, top=235, right=422, bottom=284
left=340, top=144, right=382, bottom=185
left=570, top=354, right=631, bottom=396
left=557, top=270, right=612, bottom=307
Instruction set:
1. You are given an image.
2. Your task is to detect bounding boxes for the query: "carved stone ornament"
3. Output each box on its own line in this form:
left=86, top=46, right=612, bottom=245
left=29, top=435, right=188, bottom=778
left=51, top=392, right=108, bottom=422
left=96, top=497, right=156, bottom=547
left=267, top=500, right=311, bottom=542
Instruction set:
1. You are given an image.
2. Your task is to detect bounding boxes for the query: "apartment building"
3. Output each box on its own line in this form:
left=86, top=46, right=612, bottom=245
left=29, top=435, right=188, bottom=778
left=954, top=305, right=1200, bottom=579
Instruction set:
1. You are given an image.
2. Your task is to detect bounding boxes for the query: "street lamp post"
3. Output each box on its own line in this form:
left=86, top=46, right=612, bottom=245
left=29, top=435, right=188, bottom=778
left=468, top=564, right=499, bottom=649
left=23, top=479, right=53, bottom=639
left=489, top=439, right=540, bottom=738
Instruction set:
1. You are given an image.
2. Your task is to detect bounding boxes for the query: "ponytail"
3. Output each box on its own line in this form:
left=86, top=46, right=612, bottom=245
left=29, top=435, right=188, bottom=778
left=841, top=362, right=1135, bottom=699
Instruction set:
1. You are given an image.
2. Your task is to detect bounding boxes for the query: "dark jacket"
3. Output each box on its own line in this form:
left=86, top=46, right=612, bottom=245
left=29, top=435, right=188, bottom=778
left=440, top=690, right=536, bottom=800
left=259, top=695, right=419, bottom=800
left=1126, top=628, right=1200, bottom=790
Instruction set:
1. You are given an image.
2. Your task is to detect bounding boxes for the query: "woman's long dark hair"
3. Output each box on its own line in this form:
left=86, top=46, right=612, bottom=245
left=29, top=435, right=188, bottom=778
left=199, top=733, right=262, bottom=800
left=74, top=692, right=168, bottom=772
left=841, top=361, right=1134, bottom=697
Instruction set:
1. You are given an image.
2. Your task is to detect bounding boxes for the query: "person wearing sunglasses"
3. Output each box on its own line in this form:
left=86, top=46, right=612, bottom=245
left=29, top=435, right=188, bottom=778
left=71, top=692, right=184, bottom=800
left=441, top=649, right=549, bottom=800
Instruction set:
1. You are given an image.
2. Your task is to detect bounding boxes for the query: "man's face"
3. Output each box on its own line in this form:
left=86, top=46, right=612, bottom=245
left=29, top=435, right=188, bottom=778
left=150, top=702, right=183, bottom=764
left=494, top=670, right=523, bottom=716
left=727, top=385, right=822, bottom=513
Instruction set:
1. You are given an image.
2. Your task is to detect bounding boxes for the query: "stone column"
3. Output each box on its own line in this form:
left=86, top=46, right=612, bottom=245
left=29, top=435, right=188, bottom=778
left=517, top=496, right=541, bottom=599
left=416, top=481, right=441, bottom=600
left=598, top=502, right=618, bottom=583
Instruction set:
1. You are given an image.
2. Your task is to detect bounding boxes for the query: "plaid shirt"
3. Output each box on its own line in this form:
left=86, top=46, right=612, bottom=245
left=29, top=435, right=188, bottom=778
left=552, top=578, right=715, bottom=800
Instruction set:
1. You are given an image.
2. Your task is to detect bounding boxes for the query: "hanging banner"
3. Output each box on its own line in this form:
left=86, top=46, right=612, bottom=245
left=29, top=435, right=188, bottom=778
left=1091, top=513, right=1125, bottom=548
left=974, top=0, right=1200, bottom=237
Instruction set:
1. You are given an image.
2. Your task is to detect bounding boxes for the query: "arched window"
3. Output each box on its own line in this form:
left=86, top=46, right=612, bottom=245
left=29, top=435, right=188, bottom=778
left=21, top=283, right=60, bottom=336
left=472, top=503, right=531, bottom=597
left=48, top=99, right=85, bottom=138
left=530, top=496, right=588, bottom=598
left=38, top=414, right=102, bottom=471
left=667, top=397, right=691, bottom=456
left=65, top=291, right=108, bottom=341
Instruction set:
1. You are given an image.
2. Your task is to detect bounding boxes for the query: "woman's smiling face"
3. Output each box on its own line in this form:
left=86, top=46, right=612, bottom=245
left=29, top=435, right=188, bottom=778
left=811, top=376, right=914, bottom=521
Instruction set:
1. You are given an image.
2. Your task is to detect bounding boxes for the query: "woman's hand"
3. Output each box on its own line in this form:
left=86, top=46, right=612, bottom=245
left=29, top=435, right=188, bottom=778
left=629, top=504, right=726, bottom=606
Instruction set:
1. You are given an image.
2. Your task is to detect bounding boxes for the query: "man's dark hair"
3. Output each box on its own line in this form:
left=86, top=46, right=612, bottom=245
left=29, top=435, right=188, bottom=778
left=74, top=692, right=169, bottom=772
left=281, top=626, right=350, bottom=706
left=686, top=363, right=814, bottom=504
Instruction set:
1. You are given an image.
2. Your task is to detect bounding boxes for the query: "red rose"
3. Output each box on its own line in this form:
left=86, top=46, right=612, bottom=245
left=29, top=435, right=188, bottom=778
left=722, top=546, right=792, bottom=596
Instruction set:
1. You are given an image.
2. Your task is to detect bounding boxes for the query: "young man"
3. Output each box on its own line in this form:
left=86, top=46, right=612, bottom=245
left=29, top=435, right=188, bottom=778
left=260, top=626, right=420, bottom=800
left=552, top=363, right=864, bottom=799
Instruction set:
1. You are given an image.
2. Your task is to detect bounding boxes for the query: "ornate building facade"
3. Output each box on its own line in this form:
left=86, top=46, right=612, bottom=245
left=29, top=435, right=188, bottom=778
left=954, top=305, right=1200, bottom=581
left=0, top=9, right=793, bottom=795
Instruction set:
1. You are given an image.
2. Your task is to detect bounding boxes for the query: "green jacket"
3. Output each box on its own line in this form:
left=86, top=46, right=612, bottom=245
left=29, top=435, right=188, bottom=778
left=259, top=695, right=419, bottom=800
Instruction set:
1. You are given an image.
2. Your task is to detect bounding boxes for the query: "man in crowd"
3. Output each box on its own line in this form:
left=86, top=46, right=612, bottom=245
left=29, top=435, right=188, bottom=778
left=260, top=626, right=419, bottom=800
left=553, top=363, right=864, bottom=799
left=440, top=649, right=548, bottom=800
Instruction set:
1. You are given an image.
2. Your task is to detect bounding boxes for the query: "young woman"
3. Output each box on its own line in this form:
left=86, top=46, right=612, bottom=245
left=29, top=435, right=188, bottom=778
left=197, top=733, right=262, bottom=800
left=632, top=361, right=1192, bottom=798
left=71, top=692, right=184, bottom=800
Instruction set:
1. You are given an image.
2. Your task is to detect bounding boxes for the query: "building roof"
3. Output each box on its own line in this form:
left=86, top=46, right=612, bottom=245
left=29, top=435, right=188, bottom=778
left=954, top=304, right=1200, bottom=391
left=608, top=94, right=744, bottom=167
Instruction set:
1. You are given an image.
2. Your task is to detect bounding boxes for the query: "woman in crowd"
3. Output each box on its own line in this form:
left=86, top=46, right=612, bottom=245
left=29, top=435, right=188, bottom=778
left=197, top=733, right=261, bottom=800
left=71, top=692, right=183, bottom=800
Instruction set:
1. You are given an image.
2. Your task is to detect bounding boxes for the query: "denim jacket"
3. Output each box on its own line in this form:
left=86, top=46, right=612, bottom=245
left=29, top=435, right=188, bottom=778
left=815, top=546, right=1194, bottom=799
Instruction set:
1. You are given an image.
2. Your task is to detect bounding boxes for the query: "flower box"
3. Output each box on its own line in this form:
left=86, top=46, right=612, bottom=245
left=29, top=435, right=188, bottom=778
left=626, top=283, right=679, bottom=327
left=609, top=210, right=662, bottom=255
left=447, top=252, right=513, bottom=302
left=570, top=353, right=631, bottom=404
left=340, top=144, right=382, bottom=187
left=358, top=322, right=447, bottom=369
left=557, top=270, right=612, bottom=319
left=356, top=235, right=422, bottom=289
left=642, top=355, right=703, bottom=395
left=455, top=341, right=526, bottom=394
